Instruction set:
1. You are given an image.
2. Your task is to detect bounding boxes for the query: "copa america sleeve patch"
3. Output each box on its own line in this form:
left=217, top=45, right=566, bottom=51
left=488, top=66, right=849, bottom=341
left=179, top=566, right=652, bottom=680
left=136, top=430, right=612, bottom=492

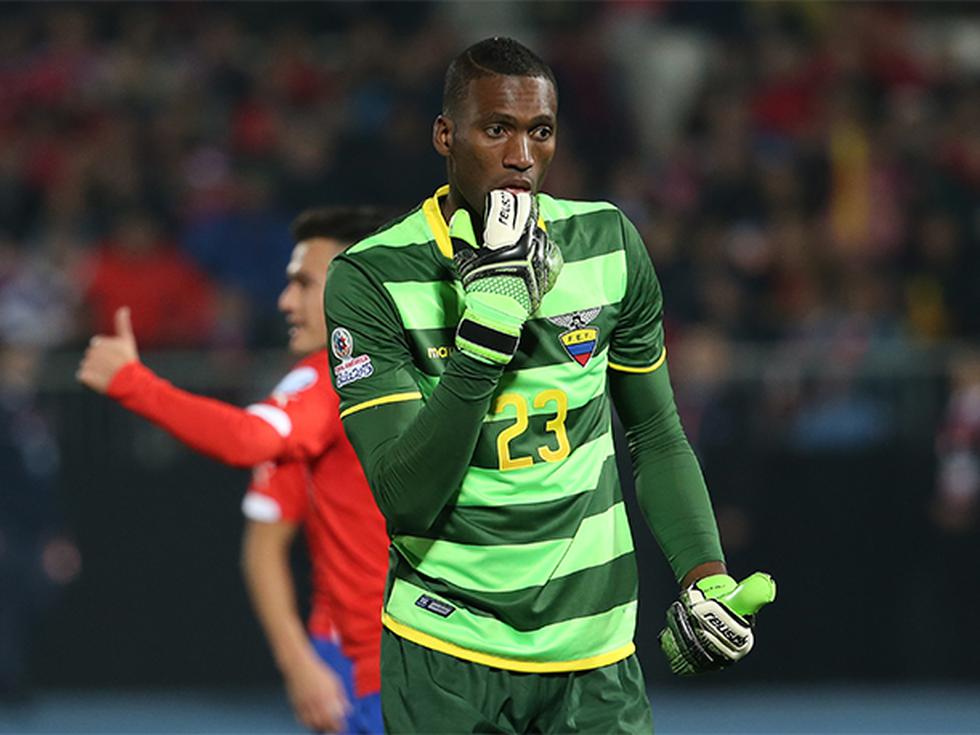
left=331, top=327, right=354, bottom=360
left=334, top=354, right=374, bottom=388
left=331, top=326, right=373, bottom=388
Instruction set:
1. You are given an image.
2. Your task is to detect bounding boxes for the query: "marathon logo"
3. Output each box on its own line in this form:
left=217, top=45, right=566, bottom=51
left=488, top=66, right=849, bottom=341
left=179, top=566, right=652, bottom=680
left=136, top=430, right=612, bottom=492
left=415, top=594, right=456, bottom=618
left=703, top=611, right=748, bottom=648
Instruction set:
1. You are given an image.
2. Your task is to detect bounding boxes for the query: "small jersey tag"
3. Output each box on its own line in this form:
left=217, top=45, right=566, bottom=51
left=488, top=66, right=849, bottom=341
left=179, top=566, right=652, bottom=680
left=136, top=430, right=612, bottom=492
left=415, top=594, right=456, bottom=618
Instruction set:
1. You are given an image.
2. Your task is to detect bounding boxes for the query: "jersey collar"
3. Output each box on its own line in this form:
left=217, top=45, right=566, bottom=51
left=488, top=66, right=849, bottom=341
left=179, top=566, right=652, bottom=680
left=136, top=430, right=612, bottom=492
left=422, top=183, right=549, bottom=261
left=422, top=184, right=453, bottom=260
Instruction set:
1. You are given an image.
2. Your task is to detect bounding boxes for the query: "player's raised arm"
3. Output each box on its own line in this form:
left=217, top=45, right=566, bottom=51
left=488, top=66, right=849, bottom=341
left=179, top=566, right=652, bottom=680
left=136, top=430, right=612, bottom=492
left=77, top=305, right=292, bottom=466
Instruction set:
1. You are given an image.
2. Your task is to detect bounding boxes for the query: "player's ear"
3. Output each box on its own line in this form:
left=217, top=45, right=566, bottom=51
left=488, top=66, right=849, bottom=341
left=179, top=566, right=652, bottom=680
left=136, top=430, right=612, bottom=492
left=433, top=115, right=453, bottom=158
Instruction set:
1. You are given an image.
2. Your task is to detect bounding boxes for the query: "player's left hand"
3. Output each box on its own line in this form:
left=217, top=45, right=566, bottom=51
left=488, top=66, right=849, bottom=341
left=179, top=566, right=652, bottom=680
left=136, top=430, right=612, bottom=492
left=659, top=571, right=775, bottom=676
left=284, top=655, right=351, bottom=733
left=76, top=306, right=140, bottom=394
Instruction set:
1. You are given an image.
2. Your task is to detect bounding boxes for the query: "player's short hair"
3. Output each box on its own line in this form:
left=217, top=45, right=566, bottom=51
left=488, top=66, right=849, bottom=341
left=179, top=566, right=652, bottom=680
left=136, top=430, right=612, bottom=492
left=443, top=37, right=557, bottom=117
left=290, top=206, right=390, bottom=248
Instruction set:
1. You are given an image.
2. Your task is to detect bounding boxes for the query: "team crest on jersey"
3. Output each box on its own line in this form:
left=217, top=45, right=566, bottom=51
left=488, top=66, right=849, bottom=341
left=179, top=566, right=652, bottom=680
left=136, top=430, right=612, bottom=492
left=547, top=307, right=601, bottom=367
left=331, top=327, right=354, bottom=360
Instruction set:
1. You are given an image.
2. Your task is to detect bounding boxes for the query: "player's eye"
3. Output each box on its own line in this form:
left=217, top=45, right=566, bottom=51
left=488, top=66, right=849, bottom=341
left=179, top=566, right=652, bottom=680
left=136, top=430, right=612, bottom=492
left=532, top=126, right=554, bottom=141
left=485, top=124, right=506, bottom=138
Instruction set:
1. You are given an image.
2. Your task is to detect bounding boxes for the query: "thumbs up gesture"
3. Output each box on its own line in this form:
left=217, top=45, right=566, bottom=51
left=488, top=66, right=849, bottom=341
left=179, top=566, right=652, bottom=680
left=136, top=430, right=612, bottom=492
left=77, top=306, right=141, bottom=394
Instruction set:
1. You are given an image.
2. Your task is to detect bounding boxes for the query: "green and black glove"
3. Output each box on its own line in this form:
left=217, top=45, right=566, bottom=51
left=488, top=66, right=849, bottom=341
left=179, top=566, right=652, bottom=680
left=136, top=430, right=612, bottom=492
left=659, top=571, right=776, bottom=676
left=450, top=190, right=563, bottom=365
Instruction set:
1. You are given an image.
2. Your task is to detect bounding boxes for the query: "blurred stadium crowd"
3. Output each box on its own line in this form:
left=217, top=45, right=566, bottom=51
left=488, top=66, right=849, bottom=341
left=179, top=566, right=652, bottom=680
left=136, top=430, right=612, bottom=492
left=2, top=2, right=978, bottom=351
left=1, top=0, right=979, bottom=695
left=0, top=2, right=980, bottom=346
left=2, top=0, right=978, bottom=464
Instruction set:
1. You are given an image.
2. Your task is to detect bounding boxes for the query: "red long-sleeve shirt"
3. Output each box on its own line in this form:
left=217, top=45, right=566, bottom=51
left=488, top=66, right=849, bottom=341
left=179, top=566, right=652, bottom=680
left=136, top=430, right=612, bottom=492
left=107, top=351, right=389, bottom=696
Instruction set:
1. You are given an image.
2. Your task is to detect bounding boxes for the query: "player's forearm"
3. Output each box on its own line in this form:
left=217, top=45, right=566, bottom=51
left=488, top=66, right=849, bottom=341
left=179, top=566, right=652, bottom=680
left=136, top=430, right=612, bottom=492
left=342, top=352, right=503, bottom=534
left=108, top=362, right=284, bottom=467
left=240, top=523, right=319, bottom=674
left=610, top=363, right=724, bottom=583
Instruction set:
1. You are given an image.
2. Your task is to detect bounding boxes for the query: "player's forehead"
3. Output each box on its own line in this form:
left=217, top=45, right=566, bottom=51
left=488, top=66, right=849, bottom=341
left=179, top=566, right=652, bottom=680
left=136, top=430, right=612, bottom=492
left=458, top=74, right=557, bottom=124
left=287, top=238, right=344, bottom=278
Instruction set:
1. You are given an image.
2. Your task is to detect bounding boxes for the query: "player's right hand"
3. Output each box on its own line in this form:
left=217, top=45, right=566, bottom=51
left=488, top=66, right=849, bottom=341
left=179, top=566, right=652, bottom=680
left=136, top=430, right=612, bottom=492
left=284, top=656, right=351, bottom=734
left=659, top=571, right=775, bottom=676
left=450, top=190, right=563, bottom=365
left=76, top=306, right=140, bottom=394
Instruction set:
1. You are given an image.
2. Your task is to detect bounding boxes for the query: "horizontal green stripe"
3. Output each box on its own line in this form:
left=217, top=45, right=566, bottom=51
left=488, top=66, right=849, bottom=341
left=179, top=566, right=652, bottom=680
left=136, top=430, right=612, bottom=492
left=356, top=243, right=453, bottom=285
left=395, top=535, right=563, bottom=594
left=348, top=197, right=629, bottom=291
left=386, top=576, right=637, bottom=662
left=471, top=389, right=610, bottom=469
left=539, top=194, right=617, bottom=222
left=537, top=251, right=627, bottom=320
left=407, top=310, right=621, bottom=374
left=383, top=253, right=626, bottom=331
left=490, top=348, right=608, bottom=415
left=385, top=280, right=465, bottom=331
left=456, top=429, right=614, bottom=507
left=355, top=199, right=624, bottom=284
left=422, top=454, right=621, bottom=545
left=348, top=206, right=429, bottom=252
left=509, top=313, right=612, bottom=370
left=554, top=502, right=633, bottom=577
left=395, top=501, right=632, bottom=594
left=542, top=202, right=627, bottom=262
left=391, top=550, right=637, bottom=632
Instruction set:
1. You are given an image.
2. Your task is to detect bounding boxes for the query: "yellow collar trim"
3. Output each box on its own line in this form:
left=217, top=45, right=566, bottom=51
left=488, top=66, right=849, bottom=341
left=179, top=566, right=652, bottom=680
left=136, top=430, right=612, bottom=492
left=422, top=184, right=453, bottom=259
left=422, top=184, right=549, bottom=261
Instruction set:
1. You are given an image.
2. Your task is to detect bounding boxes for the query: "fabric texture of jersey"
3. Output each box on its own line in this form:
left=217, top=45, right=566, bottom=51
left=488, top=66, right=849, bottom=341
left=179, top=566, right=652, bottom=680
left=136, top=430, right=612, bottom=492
left=325, top=186, right=665, bottom=672
left=240, top=351, right=389, bottom=697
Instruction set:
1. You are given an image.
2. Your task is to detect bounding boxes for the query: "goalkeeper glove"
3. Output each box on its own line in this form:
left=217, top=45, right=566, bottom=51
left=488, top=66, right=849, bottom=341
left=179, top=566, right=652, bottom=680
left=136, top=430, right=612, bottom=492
left=450, top=190, right=563, bottom=365
left=659, top=571, right=776, bottom=676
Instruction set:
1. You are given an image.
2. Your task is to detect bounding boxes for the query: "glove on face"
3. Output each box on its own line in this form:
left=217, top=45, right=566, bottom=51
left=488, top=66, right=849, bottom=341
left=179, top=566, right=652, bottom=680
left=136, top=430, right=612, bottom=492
left=450, top=190, right=563, bottom=365
left=659, top=572, right=775, bottom=676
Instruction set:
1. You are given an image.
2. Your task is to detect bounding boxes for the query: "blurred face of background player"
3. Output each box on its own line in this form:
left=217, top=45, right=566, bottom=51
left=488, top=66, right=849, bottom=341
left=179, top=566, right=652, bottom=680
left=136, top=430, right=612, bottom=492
left=433, top=74, right=557, bottom=221
left=278, top=238, right=345, bottom=355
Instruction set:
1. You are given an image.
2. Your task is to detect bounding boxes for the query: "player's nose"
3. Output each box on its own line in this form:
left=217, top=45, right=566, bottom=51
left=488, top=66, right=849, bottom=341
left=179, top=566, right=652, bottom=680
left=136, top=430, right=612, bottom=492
left=278, top=285, right=294, bottom=313
left=503, top=133, right=533, bottom=171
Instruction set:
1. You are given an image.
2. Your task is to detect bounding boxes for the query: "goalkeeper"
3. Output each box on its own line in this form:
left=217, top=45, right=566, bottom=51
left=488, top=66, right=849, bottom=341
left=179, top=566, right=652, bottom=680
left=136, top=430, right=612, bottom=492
left=325, top=37, right=775, bottom=734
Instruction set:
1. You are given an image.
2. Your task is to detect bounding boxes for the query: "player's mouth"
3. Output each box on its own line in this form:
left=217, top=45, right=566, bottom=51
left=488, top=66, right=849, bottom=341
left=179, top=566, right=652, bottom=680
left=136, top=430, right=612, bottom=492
left=499, top=177, right=533, bottom=194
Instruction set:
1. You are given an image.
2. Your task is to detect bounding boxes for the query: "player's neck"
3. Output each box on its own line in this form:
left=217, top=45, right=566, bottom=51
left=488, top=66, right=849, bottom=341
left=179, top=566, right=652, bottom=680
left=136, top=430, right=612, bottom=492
left=440, top=187, right=464, bottom=225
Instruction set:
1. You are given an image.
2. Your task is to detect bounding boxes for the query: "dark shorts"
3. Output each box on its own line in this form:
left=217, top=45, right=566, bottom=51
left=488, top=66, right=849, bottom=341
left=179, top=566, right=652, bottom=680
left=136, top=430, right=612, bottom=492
left=380, top=628, right=653, bottom=734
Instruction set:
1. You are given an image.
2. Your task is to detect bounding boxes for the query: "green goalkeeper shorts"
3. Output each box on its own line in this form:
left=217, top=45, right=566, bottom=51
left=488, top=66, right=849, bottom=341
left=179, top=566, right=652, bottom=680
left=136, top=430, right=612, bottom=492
left=380, top=628, right=654, bottom=734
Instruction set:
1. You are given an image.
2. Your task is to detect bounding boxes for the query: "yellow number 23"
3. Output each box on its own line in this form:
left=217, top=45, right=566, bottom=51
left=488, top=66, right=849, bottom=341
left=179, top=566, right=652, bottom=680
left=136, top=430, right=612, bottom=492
left=494, top=389, right=571, bottom=471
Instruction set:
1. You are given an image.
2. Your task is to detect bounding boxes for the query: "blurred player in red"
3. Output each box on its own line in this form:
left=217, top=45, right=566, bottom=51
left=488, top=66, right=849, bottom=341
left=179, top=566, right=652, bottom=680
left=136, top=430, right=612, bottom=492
left=77, top=207, right=390, bottom=734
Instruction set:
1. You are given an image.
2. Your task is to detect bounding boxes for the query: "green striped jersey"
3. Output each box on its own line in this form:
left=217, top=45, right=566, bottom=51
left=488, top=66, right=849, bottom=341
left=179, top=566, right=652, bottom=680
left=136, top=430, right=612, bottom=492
left=325, top=185, right=665, bottom=672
